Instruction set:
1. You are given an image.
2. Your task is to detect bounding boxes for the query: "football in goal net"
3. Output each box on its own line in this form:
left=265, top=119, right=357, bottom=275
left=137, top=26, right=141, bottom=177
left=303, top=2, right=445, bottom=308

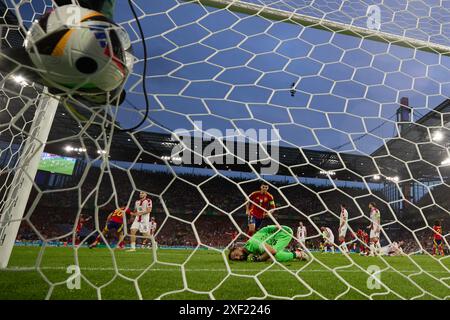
left=0, top=0, right=448, bottom=300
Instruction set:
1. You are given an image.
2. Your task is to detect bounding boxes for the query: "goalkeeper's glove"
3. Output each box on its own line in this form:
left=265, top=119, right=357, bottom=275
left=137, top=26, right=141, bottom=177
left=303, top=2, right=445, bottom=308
left=247, top=254, right=260, bottom=262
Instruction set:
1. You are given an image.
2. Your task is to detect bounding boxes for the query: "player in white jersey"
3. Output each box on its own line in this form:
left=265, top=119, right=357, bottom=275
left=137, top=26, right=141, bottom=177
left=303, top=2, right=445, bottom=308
left=367, top=202, right=381, bottom=256
left=297, top=222, right=307, bottom=248
left=321, top=226, right=335, bottom=253
left=380, top=241, right=405, bottom=256
left=127, top=191, right=152, bottom=252
left=143, top=216, right=158, bottom=249
left=338, top=204, right=349, bottom=253
left=149, top=217, right=157, bottom=236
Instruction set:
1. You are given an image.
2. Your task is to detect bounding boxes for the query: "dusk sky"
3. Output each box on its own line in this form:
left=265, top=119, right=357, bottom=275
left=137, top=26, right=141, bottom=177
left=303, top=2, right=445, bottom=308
left=13, top=0, right=450, bottom=156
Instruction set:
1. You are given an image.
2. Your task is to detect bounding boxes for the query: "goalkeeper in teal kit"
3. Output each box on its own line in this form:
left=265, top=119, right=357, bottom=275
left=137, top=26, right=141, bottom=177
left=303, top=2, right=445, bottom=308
left=228, top=225, right=310, bottom=262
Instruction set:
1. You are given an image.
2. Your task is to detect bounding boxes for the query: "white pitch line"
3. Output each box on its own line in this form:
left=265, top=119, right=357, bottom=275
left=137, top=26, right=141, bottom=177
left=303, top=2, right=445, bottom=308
left=2, top=266, right=449, bottom=274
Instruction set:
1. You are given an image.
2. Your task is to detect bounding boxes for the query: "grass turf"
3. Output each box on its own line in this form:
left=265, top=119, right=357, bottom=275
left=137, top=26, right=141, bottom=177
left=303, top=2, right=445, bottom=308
left=0, top=246, right=449, bottom=300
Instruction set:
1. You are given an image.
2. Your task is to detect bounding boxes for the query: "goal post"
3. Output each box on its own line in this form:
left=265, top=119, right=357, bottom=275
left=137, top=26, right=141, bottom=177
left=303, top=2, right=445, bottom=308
left=187, top=0, right=450, bottom=56
left=0, top=91, right=59, bottom=269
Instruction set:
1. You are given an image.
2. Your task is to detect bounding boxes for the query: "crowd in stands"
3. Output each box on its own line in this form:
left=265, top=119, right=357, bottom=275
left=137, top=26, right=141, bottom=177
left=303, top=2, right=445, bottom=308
left=5, top=165, right=448, bottom=254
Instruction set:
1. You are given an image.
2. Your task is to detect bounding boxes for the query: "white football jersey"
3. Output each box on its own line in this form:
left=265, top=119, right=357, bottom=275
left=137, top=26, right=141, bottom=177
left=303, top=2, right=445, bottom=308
left=323, top=227, right=334, bottom=241
left=297, top=226, right=306, bottom=239
left=135, top=198, right=152, bottom=223
left=340, top=208, right=348, bottom=227
left=370, top=208, right=381, bottom=231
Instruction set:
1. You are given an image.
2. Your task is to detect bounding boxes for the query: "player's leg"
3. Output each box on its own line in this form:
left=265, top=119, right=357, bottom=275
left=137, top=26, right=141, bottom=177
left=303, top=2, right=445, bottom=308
left=127, top=229, right=138, bottom=251
left=116, top=224, right=125, bottom=249
left=247, top=215, right=256, bottom=237
left=89, top=225, right=109, bottom=248
left=75, top=234, right=81, bottom=246
left=142, top=231, right=151, bottom=249
left=273, top=249, right=310, bottom=262
left=438, top=240, right=445, bottom=256
left=135, top=222, right=151, bottom=249
left=145, top=230, right=156, bottom=248
left=359, top=241, right=365, bottom=255
left=369, top=239, right=376, bottom=256
left=338, top=237, right=345, bottom=252
left=127, top=218, right=141, bottom=251
left=338, top=228, right=348, bottom=253
left=375, top=238, right=381, bottom=255
left=325, top=238, right=335, bottom=254
left=370, top=237, right=380, bottom=256
left=369, top=230, right=377, bottom=256
left=299, top=238, right=306, bottom=250
left=272, top=226, right=294, bottom=252
left=373, top=230, right=381, bottom=255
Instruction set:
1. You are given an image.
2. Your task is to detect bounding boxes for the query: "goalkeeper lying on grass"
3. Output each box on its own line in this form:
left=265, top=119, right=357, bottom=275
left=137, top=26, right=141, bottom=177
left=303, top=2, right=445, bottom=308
left=228, top=225, right=310, bottom=262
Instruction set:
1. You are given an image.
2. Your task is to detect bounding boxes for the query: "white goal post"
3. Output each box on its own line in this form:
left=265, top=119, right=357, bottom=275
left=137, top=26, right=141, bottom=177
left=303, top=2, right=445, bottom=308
left=0, top=91, right=59, bottom=268
left=188, top=0, right=450, bottom=56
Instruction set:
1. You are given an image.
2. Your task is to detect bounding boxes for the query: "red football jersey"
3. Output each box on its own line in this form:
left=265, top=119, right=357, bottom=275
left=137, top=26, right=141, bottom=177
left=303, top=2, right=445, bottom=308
left=76, top=219, right=84, bottom=233
left=363, top=232, right=369, bottom=243
left=109, top=207, right=131, bottom=223
left=356, top=229, right=364, bottom=239
left=76, top=217, right=89, bottom=233
left=433, top=226, right=443, bottom=240
left=248, top=191, right=275, bottom=219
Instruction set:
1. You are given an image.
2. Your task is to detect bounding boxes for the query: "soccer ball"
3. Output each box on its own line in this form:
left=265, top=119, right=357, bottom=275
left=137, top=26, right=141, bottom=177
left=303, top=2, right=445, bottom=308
left=25, top=4, right=130, bottom=95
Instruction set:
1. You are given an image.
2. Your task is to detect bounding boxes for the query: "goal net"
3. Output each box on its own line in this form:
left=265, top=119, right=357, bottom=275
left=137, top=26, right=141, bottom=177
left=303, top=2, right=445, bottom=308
left=0, top=0, right=449, bottom=300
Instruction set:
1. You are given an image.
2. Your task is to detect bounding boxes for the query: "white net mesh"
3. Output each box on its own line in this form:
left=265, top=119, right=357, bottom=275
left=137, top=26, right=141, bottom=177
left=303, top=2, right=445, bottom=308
left=0, top=0, right=449, bottom=300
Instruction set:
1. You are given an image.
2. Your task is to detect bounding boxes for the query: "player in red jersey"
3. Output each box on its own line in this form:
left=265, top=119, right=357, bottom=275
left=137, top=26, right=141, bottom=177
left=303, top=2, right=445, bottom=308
left=356, top=228, right=369, bottom=255
left=75, top=214, right=92, bottom=245
left=363, top=230, right=369, bottom=254
left=347, top=230, right=357, bottom=252
left=432, top=220, right=445, bottom=256
left=89, top=207, right=131, bottom=249
left=246, top=183, right=276, bottom=237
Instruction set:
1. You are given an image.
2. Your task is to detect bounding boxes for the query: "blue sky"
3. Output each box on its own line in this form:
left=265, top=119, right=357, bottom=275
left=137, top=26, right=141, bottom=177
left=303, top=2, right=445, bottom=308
left=109, top=0, right=450, bottom=156
left=13, top=0, right=450, bottom=156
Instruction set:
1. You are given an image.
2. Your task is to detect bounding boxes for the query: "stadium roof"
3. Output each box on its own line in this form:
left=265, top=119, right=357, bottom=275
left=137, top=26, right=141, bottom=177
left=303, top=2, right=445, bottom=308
left=371, top=99, right=450, bottom=183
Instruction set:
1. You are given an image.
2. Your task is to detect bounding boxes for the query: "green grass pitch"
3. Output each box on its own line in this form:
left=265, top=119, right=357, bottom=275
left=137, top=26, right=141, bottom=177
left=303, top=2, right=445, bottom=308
left=0, top=247, right=449, bottom=300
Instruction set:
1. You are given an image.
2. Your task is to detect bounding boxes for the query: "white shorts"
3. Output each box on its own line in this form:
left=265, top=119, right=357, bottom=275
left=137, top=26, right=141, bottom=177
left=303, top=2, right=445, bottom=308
left=131, top=220, right=150, bottom=234
left=324, top=236, right=334, bottom=245
left=370, top=229, right=380, bottom=239
left=339, top=226, right=348, bottom=238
